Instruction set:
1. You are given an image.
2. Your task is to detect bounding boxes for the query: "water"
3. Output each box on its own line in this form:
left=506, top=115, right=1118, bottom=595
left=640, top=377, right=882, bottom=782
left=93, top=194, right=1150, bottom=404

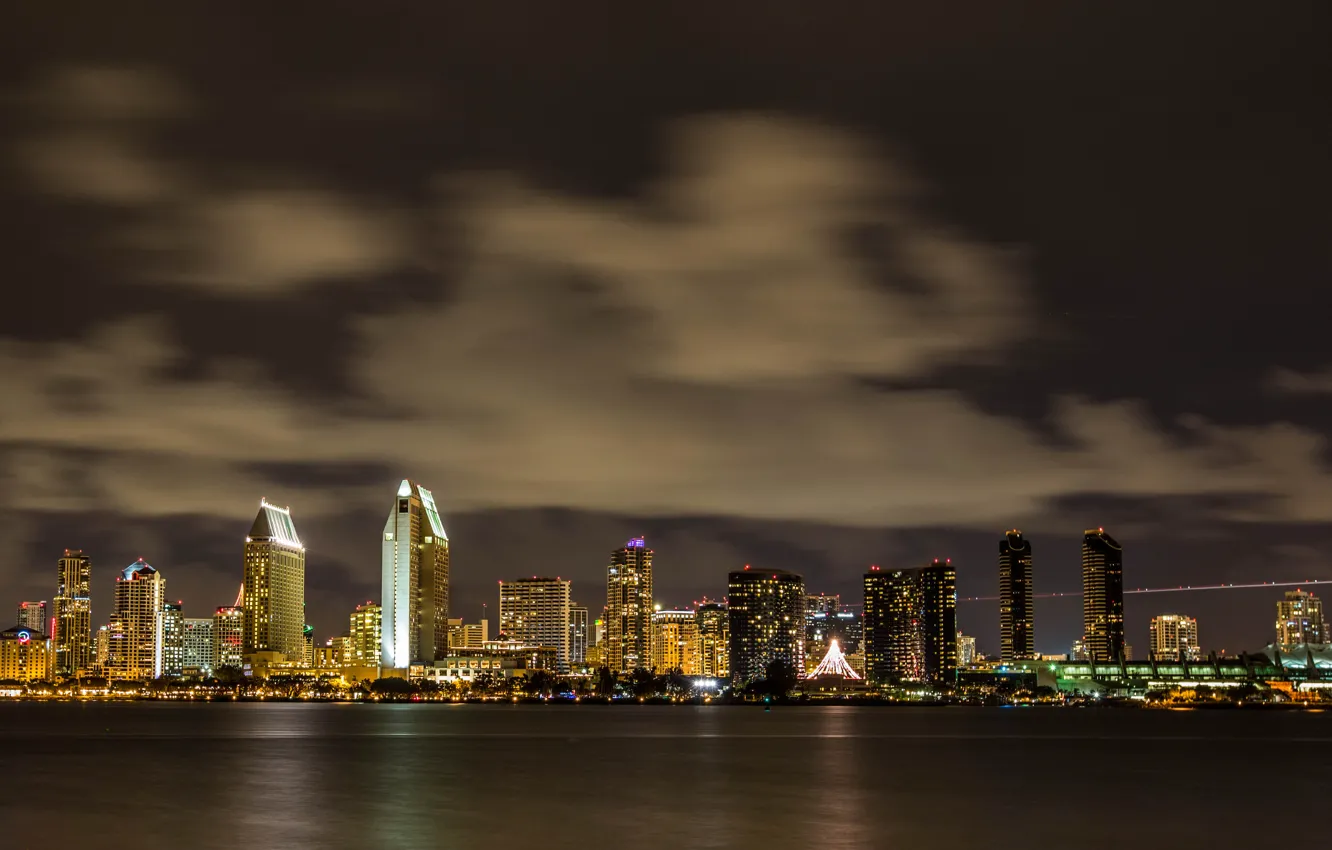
left=3, top=703, right=1329, bottom=849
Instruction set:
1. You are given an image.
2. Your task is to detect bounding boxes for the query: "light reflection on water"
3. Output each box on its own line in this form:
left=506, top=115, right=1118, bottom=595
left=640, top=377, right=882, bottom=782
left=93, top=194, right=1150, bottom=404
left=4, top=703, right=1330, bottom=850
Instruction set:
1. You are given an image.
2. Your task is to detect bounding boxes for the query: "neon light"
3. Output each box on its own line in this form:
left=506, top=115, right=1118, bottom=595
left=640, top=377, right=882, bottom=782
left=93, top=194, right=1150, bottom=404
left=16, top=631, right=30, bottom=645
left=626, top=537, right=646, bottom=548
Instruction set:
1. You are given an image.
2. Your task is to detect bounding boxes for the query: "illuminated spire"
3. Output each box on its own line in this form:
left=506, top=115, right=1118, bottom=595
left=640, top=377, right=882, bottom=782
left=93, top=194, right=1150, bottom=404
left=234, top=583, right=244, bottom=608
left=811, top=639, right=861, bottom=679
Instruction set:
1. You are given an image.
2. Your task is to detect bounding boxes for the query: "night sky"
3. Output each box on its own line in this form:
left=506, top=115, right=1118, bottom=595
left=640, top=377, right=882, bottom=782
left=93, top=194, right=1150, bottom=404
left=2, top=3, right=1328, bottom=656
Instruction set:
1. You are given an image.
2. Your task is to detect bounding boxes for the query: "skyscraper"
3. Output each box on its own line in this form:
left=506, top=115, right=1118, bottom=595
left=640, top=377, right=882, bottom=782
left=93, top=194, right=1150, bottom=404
left=1082, top=528, right=1125, bottom=662
left=161, top=601, right=184, bottom=677
left=105, top=560, right=165, bottom=680
left=1149, top=614, right=1201, bottom=661
left=605, top=537, right=654, bottom=673
left=919, top=559, right=958, bottom=683
left=569, top=605, right=589, bottom=669
left=212, top=604, right=244, bottom=671
left=182, top=617, right=214, bottom=676
left=381, top=480, right=450, bottom=669
left=998, top=530, right=1035, bottom=662
left=957, top=632, right=977, bottom=666
left=726, top=567, right=805, bottom=684
left=1276, top=589, right=1327, bottom=648
left=696, top=601, right=729, bottom=679
left=499, top=577, right=572, bottom=672
left=17, top=601, right=47, bottom=633
left=53, top=549, right=92, bottom=676
left=652, top=609, right=699, bottom=674
left=242, top=500, right=306, bottom=663
left=350, top=602, right=382, bottom=667
left=863, top=561, right=957, bottom=685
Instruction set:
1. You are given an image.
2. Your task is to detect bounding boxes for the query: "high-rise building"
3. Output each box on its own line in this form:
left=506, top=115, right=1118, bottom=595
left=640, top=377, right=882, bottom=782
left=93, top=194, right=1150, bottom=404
left=182, top=617, right=214, bottom=676
left=998, top=530, right=1035, bottom=662
left=652, top=609, right=700, bottom=674
left=499, top=577, right=572, bottom=672
left=1276, top=589, right=1327, bottom=648
left=727, top=567, right=805, bottom=684
left=696, top=601, right=729, bottom=679
left=605, top=537, right=654, bottom=673
left=53, top=549, right=92, bottom=676
left=919, top=559, right=958, bottom=683
left=1149, top=614, right=1201, bottom=661
left=863, top=561, right=957, bottom=685
left=957, top=632, right=977, bottom=666
left=17, top=601, right=47, bottom=633
left=569, top=605, right=589, bottom=669
left=1082, top=528, right=1125, bottom=662
left=447, top=618, right=488, bottom=650
left=105, top=560, right=166, bottom=679
left=242, top=500, right=306, bottom=663
left=0, top=626, right=54, bottom=682
left=212, top=605, right=244, bottom=671
left=303, top=624, right=315, bottom=668
left=161, top=601, right=184, bottom=677
left=94, top=625, right=109, bottom=671
left=381, top=480, right=450, bottom=669
left=350, top=603, right=382, bottom=667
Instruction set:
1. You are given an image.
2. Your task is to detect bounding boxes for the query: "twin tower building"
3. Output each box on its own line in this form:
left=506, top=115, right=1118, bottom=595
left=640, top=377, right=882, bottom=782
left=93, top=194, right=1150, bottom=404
left=243, top=479, right=448, bottom=671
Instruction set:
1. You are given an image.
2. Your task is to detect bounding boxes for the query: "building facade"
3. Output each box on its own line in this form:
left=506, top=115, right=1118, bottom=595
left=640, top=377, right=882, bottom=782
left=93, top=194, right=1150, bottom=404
left=242, top=500, right=306, bottom=663
left=350, top=603, right=382, bottom=667
left=1277, top=589, right=1327, bottom=648
left=381, top=480, right=450, bottom=669
left=161, top=601, right=184, bottom=677
left=17, top=601, right=47, bottom=633
left=999, top=530, right=1036, bottom=662
left=957, top=632, right=977, bottom=666
left=0, top=626, right=54, bottom=682
left=863, top=561, right=957, bottom=685
left=53, top=549, right=93, bottom=676
left=182, top=617, right=214, bottom=676
left=727, top=567, right=805, bottom=684
left=652, top=609, right=699, bottom=674
left=447, top=618, right=488, bottom=650
left=1148, top=614, right=1201, bottom=661
left=1082, top=528, right=1125, bottom=662
left=605, top=538, right=654, bottom=673
left=569, top=605, right=589, bottom=669
left=696, top=601, right=729, bottom=679
left=499, top=578, right=572, bottom=673
left=212, top=605, right=244, bottom=671
left=105, top=560, right=166, bottom=680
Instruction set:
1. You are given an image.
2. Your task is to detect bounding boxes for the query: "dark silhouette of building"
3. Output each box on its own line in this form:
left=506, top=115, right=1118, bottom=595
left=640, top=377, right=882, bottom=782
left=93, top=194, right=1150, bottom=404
left=727, top=567, right=805, bottom=684
left=863, top=561, right=957, bottom=686
left=999, top=530, right=1035, bottom=662
left=1082, top=528, right=1124, bottom=662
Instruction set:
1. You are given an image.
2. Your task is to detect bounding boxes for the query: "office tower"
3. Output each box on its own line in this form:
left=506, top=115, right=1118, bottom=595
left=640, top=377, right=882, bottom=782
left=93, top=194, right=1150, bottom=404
left=182, top=618, right=214, bottom=675
left=447, top=618, right=488, bottom=650
left=696, top=601, right=729, bottom=678
left=0, top=626, right=54, bottom=682
left=212, top=604, right=244, bottom=671
left=53, top=549, right=93, bottom=676
left=957, top=632, right=977, bottom=666
left=727, top=567, right=805, bottom=684
left=381, top=480, right=450, bottom=668
left=242, top=500, right=306, bottom=663
left=499, top=577, right=572, bottom=672
left=605, top=537, right=654, bottom=673
left=161, top=601, right=184, bottom=677
left=350, top=603, right=382, bottom=667
left=999, top=530, right=1036, bottom=662
left=652, top=609, right=700, bottom=674
left=1276, top=589, right=1327, bottom=648
left=105, top=560, right=166, bottom=679
left=1148, top=614, right=1201, bottom=661
left=17, top=601, right=47, bottom=633
left=569, top=605, right=589, bottom=668
left=1082, top=528, right=1125, bottom=662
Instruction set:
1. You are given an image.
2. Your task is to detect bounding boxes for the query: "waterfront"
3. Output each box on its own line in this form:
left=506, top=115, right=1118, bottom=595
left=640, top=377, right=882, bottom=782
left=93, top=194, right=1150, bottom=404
left=5, top=704, right=1330, bottom=850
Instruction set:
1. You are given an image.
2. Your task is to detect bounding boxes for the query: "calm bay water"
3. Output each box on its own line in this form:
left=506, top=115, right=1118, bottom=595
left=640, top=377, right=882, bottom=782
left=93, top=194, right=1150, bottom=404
left=3, top=703, right=1329, bottom=849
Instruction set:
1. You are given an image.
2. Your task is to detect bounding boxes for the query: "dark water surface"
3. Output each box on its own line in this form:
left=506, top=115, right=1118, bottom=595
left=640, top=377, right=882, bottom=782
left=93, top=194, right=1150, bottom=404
left=3, top=703, right=1329, bottom=849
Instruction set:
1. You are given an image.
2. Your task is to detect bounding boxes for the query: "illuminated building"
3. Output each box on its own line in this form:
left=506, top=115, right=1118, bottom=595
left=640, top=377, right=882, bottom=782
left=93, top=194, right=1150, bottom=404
left=1082, top=528, right=1125, bottom=662
left=212, top=604, right=244, bottom=670
left=1277, top=589, right=1327, bottom=648
left=863, top=560, right=957, bottom=685
left=569, top=605, right=589, bottom=669
left=182, top=617, right=214, bottom=676
left=809, top=639, right=861, bottom=679
left=499, top=577, right=572, bottom=672
left=999, top=530, right=1036, bottom=662
left=652, top=609, right=699, bottom=674
left=94, top=625, right=109, bottom=671
left=17, top=601, right=47, bottom=633
left=0, top=625, right=54, bottom=682
left=957, top=632, right=977, bottom=666
left=243, top=500, right=306, bottom=663
left=350, top=603, right=382, bottom=667
left=1070, top=637, right=1088, bottom=661
left=448, top=618, right=488, bottom=650
left=412, top=647, right=549, bottom=686
left=605, top=537, right=654, bottom=673
left=1149, top=614, right=1200, bottom=661
left=381, top=480, right=450, bottom=669
left=727, top=567, right=805, bottom=684
left=695, top=601, right=729, bottom=678
left=53, top=549, right=93, bottom=676
left=327, top=635, right=351, bottom=668
left=105, top=560, right=166, bottom=679
left=805, top=595, right=862, bottom=673
left=162, top=601, right=184, bottom=677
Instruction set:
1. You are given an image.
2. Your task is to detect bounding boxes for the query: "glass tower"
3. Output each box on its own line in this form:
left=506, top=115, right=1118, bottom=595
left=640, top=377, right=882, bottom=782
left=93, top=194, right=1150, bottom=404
left=999, top=530, right=1036, bottom=662
left=242, top=500, right=307, bottom=663
left=1082, top=528, right=1125, bottom=663
left=381, top=480, right=450, bottom=668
